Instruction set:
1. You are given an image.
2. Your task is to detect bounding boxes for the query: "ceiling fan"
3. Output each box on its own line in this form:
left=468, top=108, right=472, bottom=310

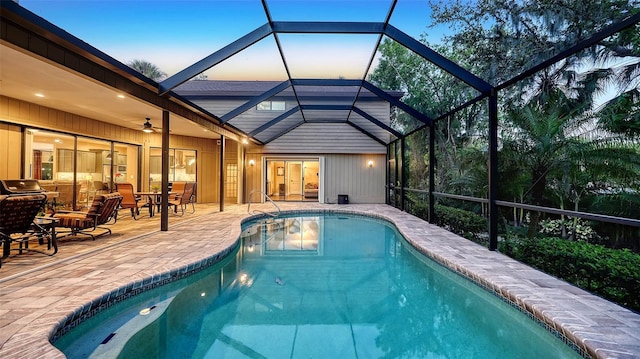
left=141, top=117, right=162, bottom=133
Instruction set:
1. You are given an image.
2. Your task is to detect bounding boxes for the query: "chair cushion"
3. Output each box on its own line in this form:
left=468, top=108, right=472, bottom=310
left=55, top=213, right=95, bottom=230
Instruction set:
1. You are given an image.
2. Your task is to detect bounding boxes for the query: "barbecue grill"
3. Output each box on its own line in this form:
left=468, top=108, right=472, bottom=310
left=0, top=179, right=46, bottom=195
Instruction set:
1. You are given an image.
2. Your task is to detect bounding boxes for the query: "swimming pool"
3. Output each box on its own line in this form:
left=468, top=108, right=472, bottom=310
left=55, top=213, right=582, bottom=358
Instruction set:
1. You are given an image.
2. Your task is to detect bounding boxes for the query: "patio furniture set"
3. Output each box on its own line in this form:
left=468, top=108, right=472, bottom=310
left=0, top=179, right=196, bottom=268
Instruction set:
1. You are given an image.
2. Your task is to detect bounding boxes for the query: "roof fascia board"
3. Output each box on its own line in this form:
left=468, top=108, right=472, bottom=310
left=300, top=104, right=352, bottom=111
left=261, top=120, right=306, bottom=144
left=220, top=80, right=292, bottom=123
left=159, top=24, right=273, bottom=95
left=292, top=79, right=363, bottom=87
left=384, top=24, right=493, bottom=95
left=305, top=119, right=347, bottom=123
left=249, top=106, right=300, bottom=136
left=352, top=107, right=403, bottom=138
left=272, top=21, right=386, bottom=34
left=362, top=81, right=431, bottom=125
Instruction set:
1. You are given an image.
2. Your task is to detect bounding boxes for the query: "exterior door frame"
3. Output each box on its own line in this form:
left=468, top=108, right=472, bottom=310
left=262, top=155, right=323, bottom=203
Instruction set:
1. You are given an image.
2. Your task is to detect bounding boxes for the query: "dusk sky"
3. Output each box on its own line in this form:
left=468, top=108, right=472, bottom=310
left=17, top=0, right=438, bottom=80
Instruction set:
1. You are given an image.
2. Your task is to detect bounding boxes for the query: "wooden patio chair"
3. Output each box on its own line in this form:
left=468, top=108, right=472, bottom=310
left=53, top=192, right=123, bottom=240
left=116, top=182, right=146, bottom=220
left=0, top=194, right=56, bottom=268
left=169, top=182, right=196, bottom=216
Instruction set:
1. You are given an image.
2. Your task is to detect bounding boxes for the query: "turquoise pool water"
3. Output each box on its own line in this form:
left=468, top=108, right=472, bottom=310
left=55, top=213, right=581, bottom=358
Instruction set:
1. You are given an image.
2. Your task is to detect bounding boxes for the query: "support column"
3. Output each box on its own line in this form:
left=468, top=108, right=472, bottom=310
left=385, top=144, right=390, bottom=205
left=219, top=135, right=225, bottom=212
left=488, top=90, right=498, bottom=250
left=429, top=124, right=435, bottom=223
left=161, top=110, right=170, bottom=231
left=400, top=136, right=405, bottom=211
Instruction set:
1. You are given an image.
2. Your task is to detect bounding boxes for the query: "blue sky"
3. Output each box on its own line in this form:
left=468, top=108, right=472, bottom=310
left=17, top=0, right=437, bottom=80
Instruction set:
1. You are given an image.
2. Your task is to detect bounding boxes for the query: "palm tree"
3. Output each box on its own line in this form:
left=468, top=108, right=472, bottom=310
left=127, top=59, right=167, bottom=82
left=502, top=88, right=640, bottom=237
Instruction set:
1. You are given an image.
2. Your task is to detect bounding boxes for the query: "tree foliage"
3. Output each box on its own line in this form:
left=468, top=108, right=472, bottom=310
left=371, top=0, right=640, bottom=249
left=127, top=59, right=167, bottom=82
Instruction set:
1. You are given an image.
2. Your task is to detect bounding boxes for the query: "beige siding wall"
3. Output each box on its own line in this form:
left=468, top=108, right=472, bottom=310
left=2, top=94, right=389, bottom=205
left=0, top=122, right=22, bottom=179
left=323, top=154, right=386, bottom=204
left=263, top=123, right=386, bottom=154
left=243, top=151, right=386, bottom=204
left=0, top=96, right=231, bottom=204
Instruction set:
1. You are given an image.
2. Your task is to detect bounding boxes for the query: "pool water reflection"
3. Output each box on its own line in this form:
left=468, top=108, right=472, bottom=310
left=55, top=213, right=581, bottom=358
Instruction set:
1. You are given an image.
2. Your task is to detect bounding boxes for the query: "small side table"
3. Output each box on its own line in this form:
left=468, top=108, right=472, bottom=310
left=23, top=216, right=59, bottom=256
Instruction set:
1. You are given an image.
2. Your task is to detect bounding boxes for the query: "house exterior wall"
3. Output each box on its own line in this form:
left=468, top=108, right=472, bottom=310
left=0, top=95, right=228, bottom=204
left=323, top=153, right=386, bottom=203
left=262, top=123, right=386, bottom=154
left=190, top=88, right=393, bottom=205
left=0, top=122, right=22, bottom=179
left=189, top=95, right=393, bottom=148
left=243, top=151, right=386, bottom=204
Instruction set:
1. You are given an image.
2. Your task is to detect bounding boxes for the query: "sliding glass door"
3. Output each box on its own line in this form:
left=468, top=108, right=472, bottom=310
left=265, top=158, right=319, bottom=201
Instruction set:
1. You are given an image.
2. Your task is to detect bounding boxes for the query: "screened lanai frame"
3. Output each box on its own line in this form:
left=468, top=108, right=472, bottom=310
left=387, top=11, right=640, bottom=250
left=154, top=0, right=640, bottom=250
left=3, top=0, right=639, bottom=250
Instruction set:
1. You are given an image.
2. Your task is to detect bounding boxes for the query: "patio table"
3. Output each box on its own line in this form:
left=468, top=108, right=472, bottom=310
left=134, top=191, right=176, bottom=217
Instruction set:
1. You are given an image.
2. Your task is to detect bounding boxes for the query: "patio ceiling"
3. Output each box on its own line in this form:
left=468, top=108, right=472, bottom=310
left=1, top=0, right=638, bottom=145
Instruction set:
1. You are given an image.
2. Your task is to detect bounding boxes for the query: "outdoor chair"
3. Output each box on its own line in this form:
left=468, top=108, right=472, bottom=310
left=53, top=192, right=122, bottom=240
left=169, top=182, right=196, bottom=216
left=0, top=194, right=56, bottom=268
left=55, top=183, right=80, bottom=211
left=116, top=182, right=146, bottom=220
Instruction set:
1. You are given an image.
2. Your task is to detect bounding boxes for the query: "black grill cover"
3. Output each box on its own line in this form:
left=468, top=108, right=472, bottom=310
left=0, top=179, right=45, bottom=195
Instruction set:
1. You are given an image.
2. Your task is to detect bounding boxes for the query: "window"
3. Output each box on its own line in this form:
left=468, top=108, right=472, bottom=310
left=226, top=164, right=238, bottom=198
left=149, top=148, right=196, bottom=190
left=257, top=100, right=285, bottom=111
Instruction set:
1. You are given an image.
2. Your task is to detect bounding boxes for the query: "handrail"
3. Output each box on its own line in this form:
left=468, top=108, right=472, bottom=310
left=247, top=190, right=281, bottom=217
left=393, top=186, right=640, bottom=228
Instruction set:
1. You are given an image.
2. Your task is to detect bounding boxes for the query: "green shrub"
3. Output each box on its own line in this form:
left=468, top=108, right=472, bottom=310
left=539, top=218, right=603, bottom=243
left=500, top=236, right=640, bottom=312
left=406, top=200, right=429, bottom=220
left=433, top=204, right=488, bottom=243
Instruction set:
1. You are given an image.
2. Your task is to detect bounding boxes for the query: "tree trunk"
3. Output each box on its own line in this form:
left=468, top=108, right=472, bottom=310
left=527, top=167, right=547, bottom=238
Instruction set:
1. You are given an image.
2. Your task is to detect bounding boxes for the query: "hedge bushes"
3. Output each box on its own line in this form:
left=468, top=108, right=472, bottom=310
left=500, top=236, right=640, bottom=312
left=406, top=200, right=639, bottom=311
left=405, top=202, right=488, bottom=244
left=433, top=204, right=488, bottom=243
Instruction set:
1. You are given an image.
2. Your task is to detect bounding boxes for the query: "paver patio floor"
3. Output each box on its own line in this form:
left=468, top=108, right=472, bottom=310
left=0, top=203, right=638, bottom=358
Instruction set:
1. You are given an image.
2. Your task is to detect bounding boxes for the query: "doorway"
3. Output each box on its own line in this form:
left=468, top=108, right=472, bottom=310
left=265, top=158, right=320, bottom=202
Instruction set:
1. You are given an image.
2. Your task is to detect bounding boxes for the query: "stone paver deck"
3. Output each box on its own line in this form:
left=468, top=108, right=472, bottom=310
left=0, top=203, right=639, bottom=358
